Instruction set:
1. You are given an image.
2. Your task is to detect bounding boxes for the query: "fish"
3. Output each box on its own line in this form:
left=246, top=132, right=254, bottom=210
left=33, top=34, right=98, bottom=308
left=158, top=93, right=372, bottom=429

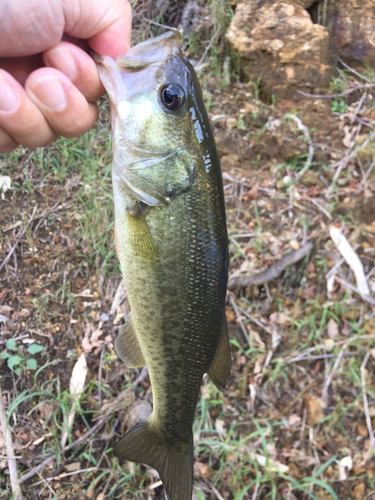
left=95, top=30, right=230, bottom=500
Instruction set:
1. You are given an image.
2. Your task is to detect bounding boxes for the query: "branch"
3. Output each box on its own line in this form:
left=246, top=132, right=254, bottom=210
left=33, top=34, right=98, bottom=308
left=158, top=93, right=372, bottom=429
left=228, top=241, right=314, bottom=289
left=0, top=384, right=22, bottom=500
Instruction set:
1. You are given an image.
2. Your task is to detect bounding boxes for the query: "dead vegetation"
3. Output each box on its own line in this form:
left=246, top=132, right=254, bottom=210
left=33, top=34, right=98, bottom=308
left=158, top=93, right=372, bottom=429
left=2, top=1, right=375, bottom=499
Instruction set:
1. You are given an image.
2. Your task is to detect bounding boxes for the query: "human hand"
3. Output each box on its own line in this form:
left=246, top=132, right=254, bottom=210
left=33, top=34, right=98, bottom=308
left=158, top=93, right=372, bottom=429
left=0, top=0, right=132, bottom=153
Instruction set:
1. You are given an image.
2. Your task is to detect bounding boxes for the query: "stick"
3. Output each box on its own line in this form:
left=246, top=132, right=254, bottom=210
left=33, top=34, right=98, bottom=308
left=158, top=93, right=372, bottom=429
left=297, top=83, right=375, bottom=99
left=19, top=376, right=140, bottom=484
left=285, top=114, right=314, bottom=178
left=330, top=227, right=371, bottom=299
left=361, top=352, right=375, bottom=456
left=0, top=385, right=22, bottom=500
left=228, top=241, right=314, bottom=289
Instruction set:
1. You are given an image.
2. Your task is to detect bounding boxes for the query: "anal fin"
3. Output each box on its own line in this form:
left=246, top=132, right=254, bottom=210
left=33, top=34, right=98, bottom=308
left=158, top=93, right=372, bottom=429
left=115, top=313, right=146, bottom=367
left=208, top=319, right=231, bottom=391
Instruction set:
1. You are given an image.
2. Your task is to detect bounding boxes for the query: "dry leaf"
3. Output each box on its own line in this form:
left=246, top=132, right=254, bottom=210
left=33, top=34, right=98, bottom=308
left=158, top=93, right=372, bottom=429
left=248, top=180, right=259, bottom=199
left=0, top=175, right=11, bottom=199
left=324, top=338, right=335, bottom=352
left=357, top=424, right=368, bottom=437
left=250, top=453, right=289, bottom=473
left=303, top=395, right=324, bottom=425
left=327, top=318, right=339, bottom=339
left=339, top=456, right=352, bottom=480
left=353, top=482, right=366, bottom=499
left=69, top=353, right=87, bottom=397
left=215, top=419, right=226, bottom=436
left=330, top=227, right=370, bottom=299
left=113, top=312, right=124, bottom=325
left=253, top=354, right=266, bottom=374
left=61, top=353, right=87, bottom=448
left=289, top=240, right=300, bottom=250
left=0, top=305, right=13, bottom=315
left=128, top=400, right=152, bottom=429
left=65, top=462, right=81, bottom=472
left=288, top=414, right=301, bottom=426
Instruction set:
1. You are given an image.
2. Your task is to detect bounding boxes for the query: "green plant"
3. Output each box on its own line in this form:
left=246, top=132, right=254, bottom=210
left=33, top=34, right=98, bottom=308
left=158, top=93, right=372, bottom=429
left=0, top=338, right=44, bottom=374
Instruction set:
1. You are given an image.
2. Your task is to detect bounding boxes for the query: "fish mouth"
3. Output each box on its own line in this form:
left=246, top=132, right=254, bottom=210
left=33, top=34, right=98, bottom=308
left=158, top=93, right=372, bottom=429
left=116, top=30, right=182, bottom=70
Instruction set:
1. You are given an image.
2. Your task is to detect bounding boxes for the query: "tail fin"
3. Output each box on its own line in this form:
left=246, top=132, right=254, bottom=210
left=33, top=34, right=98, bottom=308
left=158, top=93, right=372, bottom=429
left=113, top=420, right=193, bottom=500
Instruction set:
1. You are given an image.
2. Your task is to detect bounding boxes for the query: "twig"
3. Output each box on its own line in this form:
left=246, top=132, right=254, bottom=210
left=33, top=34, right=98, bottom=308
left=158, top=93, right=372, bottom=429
left=0, top=202, right=64, bottom=272
left=355, top=158, right=375, bottom=194
left=109, top=279, right=126, bottom=316
left=98, top=341, right=110, bottom=407
left=338, top=57, right=371, bottom=83
left=0, top=385, right=22, bottom=500
left=31, top=467, right=97, bottom=486
left=351, top=92, right=367, bottom=125
left=330, top=227, right=371, bottom=299
left=252, top=481, right=259, bottom=500
left=361, top=352, right=375, bottom=457
left=286, top=334, right=375, bottom=363
left=321, top=342, right=348, bottom=405
left=20, top=366, right=149, bottom=485
left=306, top=198, right=332, bottom=220
left=285, top=114, right=314, bottom=178
left=335, top=276, right=375, bottom=304
left=228, top=241, right=314, bottom=289
left=297, top=83, right=375, bottom=99
left=196, top=27, right=221, bottom=69
left=237, top=305, right=272, bottom=335
left=228, top=295, right=248, bottom=343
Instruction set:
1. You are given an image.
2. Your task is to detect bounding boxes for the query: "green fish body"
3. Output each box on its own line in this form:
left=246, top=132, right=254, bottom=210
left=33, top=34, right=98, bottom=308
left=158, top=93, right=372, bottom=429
left=95, top=31, right=230, bottom=500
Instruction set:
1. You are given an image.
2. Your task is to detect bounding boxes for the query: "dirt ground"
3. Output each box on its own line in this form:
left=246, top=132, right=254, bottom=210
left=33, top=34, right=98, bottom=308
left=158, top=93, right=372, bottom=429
left=2, top=11, right=375, bottom=500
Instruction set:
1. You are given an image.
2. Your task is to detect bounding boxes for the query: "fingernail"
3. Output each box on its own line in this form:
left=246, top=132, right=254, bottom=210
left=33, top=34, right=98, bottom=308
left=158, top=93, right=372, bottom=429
left=44, top=48, right=77, bottom=81
left=30, top=76, right=66, bottom=111
left=0, top=76, right=19, bottom=112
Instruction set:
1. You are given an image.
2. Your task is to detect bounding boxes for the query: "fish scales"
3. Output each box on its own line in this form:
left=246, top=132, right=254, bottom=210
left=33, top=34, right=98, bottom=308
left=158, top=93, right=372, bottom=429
left=95, top=30, right=230, bottom=500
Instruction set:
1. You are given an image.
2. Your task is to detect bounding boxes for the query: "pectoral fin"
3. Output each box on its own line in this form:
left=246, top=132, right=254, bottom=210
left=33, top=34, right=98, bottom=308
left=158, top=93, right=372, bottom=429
left=208, top=320, right=231, bottom=391
left=115, top=313, right=146, bottom=367
left=127, top=206, right=157, bottom=261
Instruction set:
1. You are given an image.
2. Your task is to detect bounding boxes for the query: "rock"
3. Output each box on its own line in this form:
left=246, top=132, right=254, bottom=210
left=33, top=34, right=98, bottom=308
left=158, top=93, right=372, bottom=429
left=325, top=0, right=375, bottom=69
left=225, top=0, right=337, bottom=100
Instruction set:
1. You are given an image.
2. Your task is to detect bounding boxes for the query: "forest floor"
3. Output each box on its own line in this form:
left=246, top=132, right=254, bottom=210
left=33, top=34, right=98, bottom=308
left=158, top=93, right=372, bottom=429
left=2, top=7, right=375, bottom=500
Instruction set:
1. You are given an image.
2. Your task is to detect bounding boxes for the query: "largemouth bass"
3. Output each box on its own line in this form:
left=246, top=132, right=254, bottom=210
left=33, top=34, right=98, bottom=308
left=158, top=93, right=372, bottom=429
left=95, top=30, right=230, bottom=500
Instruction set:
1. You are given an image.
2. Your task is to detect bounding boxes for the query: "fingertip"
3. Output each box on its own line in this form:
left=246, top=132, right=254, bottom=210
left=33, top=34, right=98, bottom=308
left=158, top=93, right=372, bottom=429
left=87, top=2, right=132, bottom=59
left=0, top=127, right=19, bottom=153
left=43, top=42, right=105, bottom=102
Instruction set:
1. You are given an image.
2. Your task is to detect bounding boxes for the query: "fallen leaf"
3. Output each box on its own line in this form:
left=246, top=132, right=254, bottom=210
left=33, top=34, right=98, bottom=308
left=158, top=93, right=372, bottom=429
left=357, top=424, right=368, bottom=437
left=194, top=462, right=210, bottom=478
left=289, top=240, right=300, bottom=250
left=303, top=395, right=324, bottom=425
left=353, top=482, right=366, bottom=499
left=128, top=400, right=152, bottom=429
left=339, top=456, right=352, bottom=480
left=0, top=175, right=11, bottom=198
left=113, top=312, right=124, bottom=325
left=250, top=453, right=289, bottom=473
left=324, top=338, right=335, bottom=352
left=288, top=414, right=301, bottom=426
left=0, top=305, right=13, bottom=315
left=70, top=353, right=87, bottom=397
left=248, top=180, right=259, bottom=199
left=327, top=318, right=339, bottom=339
left=65, top=462, right=81, bottom=472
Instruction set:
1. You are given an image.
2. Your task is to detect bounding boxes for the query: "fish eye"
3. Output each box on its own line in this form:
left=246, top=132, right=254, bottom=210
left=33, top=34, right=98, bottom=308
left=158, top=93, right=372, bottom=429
left=159, top=83, right=186, bottom=111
